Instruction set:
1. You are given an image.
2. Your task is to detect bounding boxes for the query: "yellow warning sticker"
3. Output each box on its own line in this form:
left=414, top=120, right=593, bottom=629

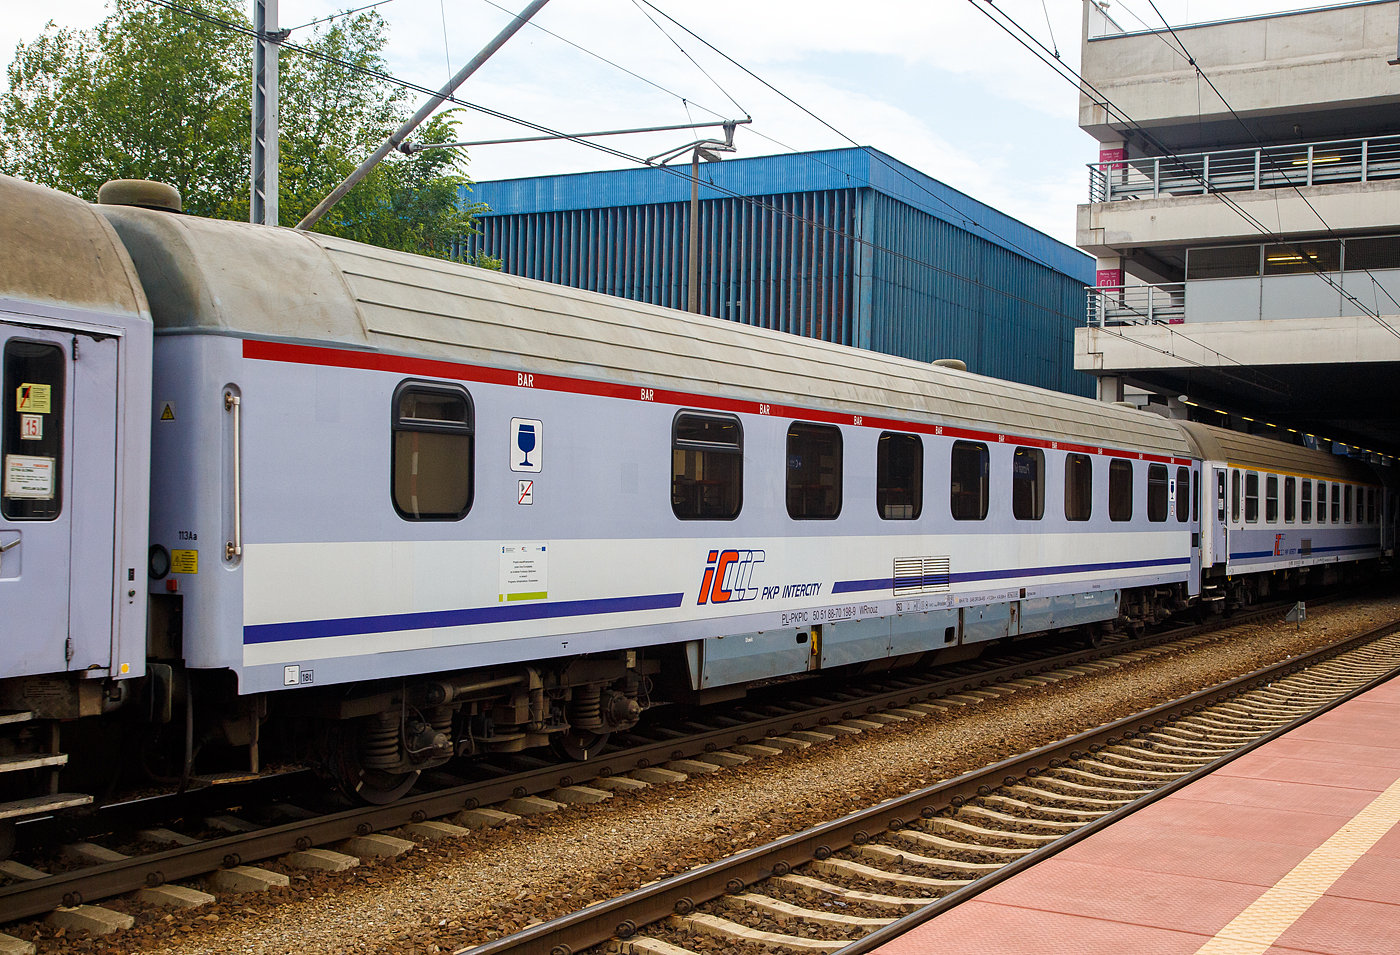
left=16, top=383, right=51, bottom=414
left=159, top=401, right=176, bottom=421
left=170, top=549, right=198, bottom=574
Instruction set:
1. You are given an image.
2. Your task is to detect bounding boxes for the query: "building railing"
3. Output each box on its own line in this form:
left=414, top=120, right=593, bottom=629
left=1088, top=134, right=1400, bottom=203
left=1086, top=284, right=1185, bottom=326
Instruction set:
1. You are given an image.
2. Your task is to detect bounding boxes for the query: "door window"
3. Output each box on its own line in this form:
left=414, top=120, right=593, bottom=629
left=3, top=340, right=65, bottom=521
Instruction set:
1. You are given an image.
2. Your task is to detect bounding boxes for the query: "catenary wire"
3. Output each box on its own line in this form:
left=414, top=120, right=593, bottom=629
left=628, top=0, right=748, bottom=119
left=476, top=0, right=732, bottom=123
left=135, top=0, right=1093, bottom=327
left=286, top=0, right=396, bottom=34
left=480, top=0, right=1069, bottom=283
left=631, top=0, right=1088, bottom=282
left=967, top=0, right=1399, bottom=367
left=1140, top=0, right=1400, bottom=332
left=976, top=0, right=1399, bottom=343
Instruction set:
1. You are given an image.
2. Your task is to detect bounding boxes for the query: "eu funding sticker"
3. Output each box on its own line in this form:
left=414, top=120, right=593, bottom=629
left=499, top=543, right=547, bottom=602
left=3, top=454, right=55, bottom=499
left=510, top=418, right=542, bottom=473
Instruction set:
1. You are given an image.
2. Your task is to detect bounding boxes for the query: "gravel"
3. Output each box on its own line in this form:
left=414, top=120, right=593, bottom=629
left=7, top=592, right=1399, bottom=955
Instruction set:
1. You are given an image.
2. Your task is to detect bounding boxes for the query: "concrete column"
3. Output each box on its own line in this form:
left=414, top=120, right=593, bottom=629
left=1097, top=375, right=1125, bottom=403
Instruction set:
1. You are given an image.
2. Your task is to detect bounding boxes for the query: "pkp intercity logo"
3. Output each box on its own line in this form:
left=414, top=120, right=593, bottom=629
left=697, top=548, right=766, bottom=605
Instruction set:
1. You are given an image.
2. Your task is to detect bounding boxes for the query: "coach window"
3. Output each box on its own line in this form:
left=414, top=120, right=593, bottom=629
left=672, top=412, right=743, bottom=520
left=1344, top=485, right=1353, bottom=524
left=1065, top=453, right=1092, bottom=521
left=1317, top=482, right=1327, bottom=524
left=1108, top=459, right=1133, bottom=522
left=1193, top=469, right=1200, bottom=524
left=1012, top=447, right=1045, bottom=521
left=1176, top=466, right=1190, bottom=522
left=1368, top=487, right=1377, bottom=524
left=1245, top=472, right=1259, bottom=523
left=1285, top=477, right=1296, bottom=523
left=787, top=423, right=842, bottom=519
left=877, top=432, right=923, bottom=520
left=1231, top=470, right=1241, bottom=524
left=391, top=382, right=473, bottom=521
left=1301, top=480, right=1313, bottom=523
left=1265, top=475, right=1280, bottom=523
left=1332, top=483, right=1342, bottom=523
left=1147, top=464, right=1168, bottom=522
left=1216, top=471, right=1226, bottom=522
left=950, top=441, right=990, bottom=521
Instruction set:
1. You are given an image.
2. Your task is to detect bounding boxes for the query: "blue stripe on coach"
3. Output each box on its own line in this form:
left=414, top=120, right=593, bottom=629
left=244, top=592, right=686, bottom=645
left=831, top=555, right=1189, bottom=595
left=1230, top=543, right=1377, bottom=560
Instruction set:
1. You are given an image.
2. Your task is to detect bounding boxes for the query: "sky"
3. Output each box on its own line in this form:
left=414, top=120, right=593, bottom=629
left=0, top=0, right=1339, bottom=247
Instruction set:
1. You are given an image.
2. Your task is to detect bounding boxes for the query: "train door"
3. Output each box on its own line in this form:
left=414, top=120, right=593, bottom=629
left=0, top=323, right=118, bottom=678
left=1187, top=468, right=1201, bottom=595
left=1207, top=467, right=1227, bottom=568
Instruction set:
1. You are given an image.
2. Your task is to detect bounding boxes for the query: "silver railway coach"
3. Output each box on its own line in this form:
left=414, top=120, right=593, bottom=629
left=0, top=173, right=1384, bottom=822
left=1180, top=422, right=1386, bottom=603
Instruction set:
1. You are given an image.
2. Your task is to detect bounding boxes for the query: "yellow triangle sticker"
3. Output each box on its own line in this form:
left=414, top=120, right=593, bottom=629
left=160, top=403, right=175, bottom=421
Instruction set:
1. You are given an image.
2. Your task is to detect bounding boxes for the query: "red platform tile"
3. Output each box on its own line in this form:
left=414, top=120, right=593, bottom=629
left=1122, top=794, right=1355, bottom=847
left=1323, top=853, right=1400, bottom=905
left=1170, top=774, right=1379, bottom=816
left=1237, top=738, right=1400, bottom=769
left=874, top=900, right=1210, bottom=955
left=1270, top=895, right=1400, bottom=955
left=1212, top=753, right=1400, bottom=792
left=1058, top=823, right=1311, bottom=887
left=971, top=858, right=1265, bottom=936
left=1366, top=822, right=1400, bottom=859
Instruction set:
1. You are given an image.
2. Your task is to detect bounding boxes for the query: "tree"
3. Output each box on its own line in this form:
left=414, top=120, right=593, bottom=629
left=0, top=0, right=492, bottom=261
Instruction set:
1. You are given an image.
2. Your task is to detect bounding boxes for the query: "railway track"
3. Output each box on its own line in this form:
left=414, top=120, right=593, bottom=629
left=453, top=616, right=1400, bottom=955
left=0, top=594, right=1361, bottom=934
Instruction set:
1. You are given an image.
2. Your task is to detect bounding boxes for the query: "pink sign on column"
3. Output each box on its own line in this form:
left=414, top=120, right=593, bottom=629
left=1100, top=146, right=1126, bottom=171
left=1096, top=268, right=1123, bottom=289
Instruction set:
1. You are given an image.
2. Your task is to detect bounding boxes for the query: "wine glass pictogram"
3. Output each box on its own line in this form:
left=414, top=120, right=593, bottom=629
left=517, top=423, right=536, bottom=468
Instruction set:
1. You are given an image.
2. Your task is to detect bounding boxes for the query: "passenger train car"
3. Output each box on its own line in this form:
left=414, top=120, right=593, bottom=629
left=0, top=174, right=1390, bottom=835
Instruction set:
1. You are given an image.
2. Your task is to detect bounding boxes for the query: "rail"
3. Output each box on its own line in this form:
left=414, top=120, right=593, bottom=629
left=0, top=600, right=1315, bottom=921
left=1088, top=133, right=1400, bottom=203
left=1085, top=283, right=1184, bottom=326
left=454, top=614, right=1400, bottom=955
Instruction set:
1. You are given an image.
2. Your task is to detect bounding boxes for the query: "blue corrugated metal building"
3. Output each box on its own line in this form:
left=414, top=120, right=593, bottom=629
left=462, top=146, right=1095, bottom=396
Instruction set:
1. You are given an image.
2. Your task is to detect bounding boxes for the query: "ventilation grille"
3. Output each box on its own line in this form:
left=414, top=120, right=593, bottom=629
left=894, top=556, right=952, bottom=596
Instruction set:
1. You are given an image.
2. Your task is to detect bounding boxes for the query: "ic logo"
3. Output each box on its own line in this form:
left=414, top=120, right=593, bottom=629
left=697, top=548, right=766, bottom=605
left=1275, top=534, right=1284, bottom=556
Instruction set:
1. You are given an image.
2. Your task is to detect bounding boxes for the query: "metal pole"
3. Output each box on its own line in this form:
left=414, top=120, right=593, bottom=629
left=295, top=0, right=551, bottom=231
left=250, top=0, right=280, bottom=226
left=688, top=148, right=700, bottom=313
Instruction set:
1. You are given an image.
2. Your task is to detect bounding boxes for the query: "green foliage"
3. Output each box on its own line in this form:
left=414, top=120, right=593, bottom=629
left=0, top=1, right=492, bottom=261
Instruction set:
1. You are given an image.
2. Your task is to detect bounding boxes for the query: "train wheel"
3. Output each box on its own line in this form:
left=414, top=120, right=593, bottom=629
left=328, top=725, right=420, bottom=805
left=552, top=730, right=610, bottom=762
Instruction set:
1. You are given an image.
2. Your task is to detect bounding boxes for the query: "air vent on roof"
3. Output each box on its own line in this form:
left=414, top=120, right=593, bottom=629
left=932, top=359, right=967, bottom=371
left=97, top=179, right=182, bottom=213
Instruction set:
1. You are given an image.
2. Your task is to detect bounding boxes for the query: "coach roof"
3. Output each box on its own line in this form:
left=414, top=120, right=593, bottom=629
left=0, top=175, right=149, bottom=320
left=1177, top=422, right=1376, bottom=483
left=98, top=203, right=1190, bottom=457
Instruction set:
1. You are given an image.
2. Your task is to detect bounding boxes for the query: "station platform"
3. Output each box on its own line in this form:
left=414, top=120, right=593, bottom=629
left=873, top=677, right=1400, bottom=955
